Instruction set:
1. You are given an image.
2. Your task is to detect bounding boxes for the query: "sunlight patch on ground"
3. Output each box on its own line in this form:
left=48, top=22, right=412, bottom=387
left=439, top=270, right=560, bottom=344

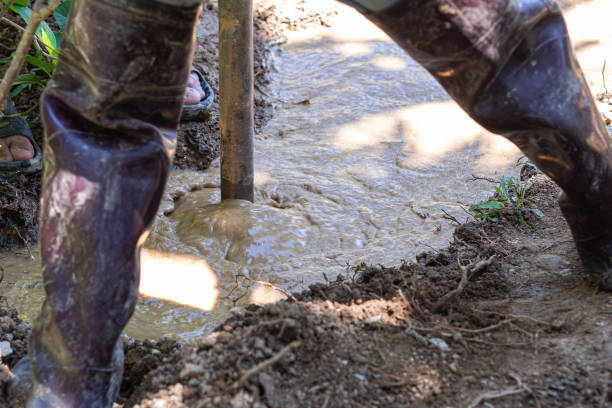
left=140, top=249, right=219, bottom=311
left=372, top=55, right=409, bottom=71
left=254, top=170, right=273, bottom=185
left=250, top=284, right=288, bottom=305
left=332, top=100, right=520, bottom=169
left=564, top=0, right=612, bottom=89
left=335, top=41, right=373, bottom=57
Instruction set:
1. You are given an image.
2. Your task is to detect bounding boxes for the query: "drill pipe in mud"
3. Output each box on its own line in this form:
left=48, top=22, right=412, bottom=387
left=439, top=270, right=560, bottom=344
left=219, top=0, right=254, bottom=201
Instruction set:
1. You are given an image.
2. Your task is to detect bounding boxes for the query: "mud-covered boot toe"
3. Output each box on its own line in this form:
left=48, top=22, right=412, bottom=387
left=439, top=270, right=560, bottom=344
left=559, top=193, right=612, bottom=291
left=7, top=357, right=32, bottom=408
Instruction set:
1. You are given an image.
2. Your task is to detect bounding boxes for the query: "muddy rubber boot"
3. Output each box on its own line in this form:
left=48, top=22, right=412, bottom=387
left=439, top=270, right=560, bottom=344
left=26, top=0, right=202, bottom=406
left=349, top=0, right=612, bottom=290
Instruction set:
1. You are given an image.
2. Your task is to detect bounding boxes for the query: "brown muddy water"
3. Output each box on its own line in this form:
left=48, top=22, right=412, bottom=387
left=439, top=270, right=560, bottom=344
left=2, top=1, right=609, bottom=341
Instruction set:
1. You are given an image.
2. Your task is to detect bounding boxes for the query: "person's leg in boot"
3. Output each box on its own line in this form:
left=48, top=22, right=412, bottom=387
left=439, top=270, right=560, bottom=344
left=24, top=0, right=202, bottom=406
left=340, top=0, right=612, bottom=290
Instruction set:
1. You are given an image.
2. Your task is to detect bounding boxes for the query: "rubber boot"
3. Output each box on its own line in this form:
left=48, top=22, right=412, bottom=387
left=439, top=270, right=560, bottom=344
left=350, top=0, right=612, bottom=290
left=26, top=0, right=202, bottom=406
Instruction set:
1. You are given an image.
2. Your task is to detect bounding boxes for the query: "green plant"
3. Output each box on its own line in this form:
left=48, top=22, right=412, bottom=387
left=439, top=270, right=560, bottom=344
left=469, top=175, right=543, bottom=227
left=1, top=0, right=71, bottom=96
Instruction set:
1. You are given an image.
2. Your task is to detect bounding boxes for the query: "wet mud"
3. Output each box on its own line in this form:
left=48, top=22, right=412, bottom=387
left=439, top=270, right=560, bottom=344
left=2, top=172, right=611, bottom=407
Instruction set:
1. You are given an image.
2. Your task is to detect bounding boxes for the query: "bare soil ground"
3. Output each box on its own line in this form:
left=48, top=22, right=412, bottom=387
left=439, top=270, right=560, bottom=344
left=2, top=171, right=611, bottom=407
left=1, top=1, right=611, bottom=407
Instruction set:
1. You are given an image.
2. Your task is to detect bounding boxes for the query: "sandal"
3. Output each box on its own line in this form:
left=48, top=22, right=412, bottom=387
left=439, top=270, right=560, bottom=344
left=180, top=67, right=214, bottom=122
left=0, top=97, right=42, bottom=174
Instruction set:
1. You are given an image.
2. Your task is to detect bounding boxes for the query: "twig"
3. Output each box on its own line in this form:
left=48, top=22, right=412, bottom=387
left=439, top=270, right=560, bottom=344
left=432, top=255, right=495, bottom=312
left=0, top=0, right=16, bottom=20
left=468, top=375, right=528, bottom=407
left=405, top=321, right=430, bottom=346
left=452, top=320, right=510, bottom=334
left=1, top=17, right=58, bottom=62
left=6, top=218, right=33, bottom=259
left=237, top=273, right=298, bottom=302
left=220, top=273, right=298, bottom=303
left=0, top=0, right=61, bottom=113
left=470, top=174, right=497, bottom=183
left=254, top=82, right=269, bottom=97
left=466, top=338, right=532, bottom=347
left=478, top=226, right=510, bottom=256
left=1, top=15, right=23, bottom=31
left=2, top=101, right=39, bottom=117
left=603, top=60, right=609, bottom=95
left=219, top=274, right=240, bottom=300
left=474, top=310, right=555, bottom=327
left=232, top=340, right=300, bottom=389
left=441, top=209, right=461, bottom=225
left=599, top=372, right=609, bottom=408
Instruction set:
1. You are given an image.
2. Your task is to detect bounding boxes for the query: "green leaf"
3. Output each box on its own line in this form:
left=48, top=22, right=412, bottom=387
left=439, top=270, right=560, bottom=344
left=53, top=0, right=72, bottom=31
left=26, top=55, right=54, bottom=77
left=469, top=200, right=504, bottom=211
left=12, top=4, right=31, bottom=24
left=0, top=121, right=9, bottom=128
left=9, top=83, right=30, bottom=97
left=2, top=0, right=27, bottom=12
left=2, top=0, right=27, bottom=5
left=493, top=186, right=507, bottom=201
left=12, top=5, right=60, bottom=56
left=517, top=211, right=531, bottom=228
left=0, top=56, right=13, bottom=64
left=37, top=21, right=60, bottom=56
left=13, top=73, right=44, bottom=87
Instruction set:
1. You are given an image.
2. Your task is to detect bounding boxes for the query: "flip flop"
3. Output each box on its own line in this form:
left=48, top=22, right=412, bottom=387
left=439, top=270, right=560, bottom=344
left=180, top=67, right=214, bottom=122
left=0, top=96, right=42, bottom=174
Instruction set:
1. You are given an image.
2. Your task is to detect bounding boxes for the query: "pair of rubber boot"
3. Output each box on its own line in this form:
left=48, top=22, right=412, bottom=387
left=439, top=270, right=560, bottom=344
left=11, top=0, right=611, bottom=406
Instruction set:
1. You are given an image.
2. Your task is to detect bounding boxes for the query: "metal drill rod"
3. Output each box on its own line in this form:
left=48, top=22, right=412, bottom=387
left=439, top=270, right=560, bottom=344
left=219, top=0, right=254, bottom=201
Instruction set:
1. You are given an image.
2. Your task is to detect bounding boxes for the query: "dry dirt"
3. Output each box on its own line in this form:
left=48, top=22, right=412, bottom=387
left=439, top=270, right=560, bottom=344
left=1, top=1, right=611, bottom=407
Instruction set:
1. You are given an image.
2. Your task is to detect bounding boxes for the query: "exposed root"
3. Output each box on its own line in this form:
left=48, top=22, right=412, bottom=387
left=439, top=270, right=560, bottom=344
left=432, top=255, right=495, bottom=313
left=467, top=374, right=530, bottom=407
left=231, top=340, right=301, bottom=390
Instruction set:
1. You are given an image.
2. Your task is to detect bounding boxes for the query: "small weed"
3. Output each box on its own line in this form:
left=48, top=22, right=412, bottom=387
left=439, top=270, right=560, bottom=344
left=469, top=174, right=544, bottom=228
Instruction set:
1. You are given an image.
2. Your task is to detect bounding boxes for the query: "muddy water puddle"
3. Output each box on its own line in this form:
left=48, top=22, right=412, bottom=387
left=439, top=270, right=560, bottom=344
left=1, top=4, right=527, bottom=340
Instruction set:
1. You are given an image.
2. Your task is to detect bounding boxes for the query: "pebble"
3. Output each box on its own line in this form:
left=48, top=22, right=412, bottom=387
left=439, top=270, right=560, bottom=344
left=365, top=315, right=381, bottom=324
left=0, top=341, right=13, bottom=358
left=429, top=337, right=450, bottom=351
